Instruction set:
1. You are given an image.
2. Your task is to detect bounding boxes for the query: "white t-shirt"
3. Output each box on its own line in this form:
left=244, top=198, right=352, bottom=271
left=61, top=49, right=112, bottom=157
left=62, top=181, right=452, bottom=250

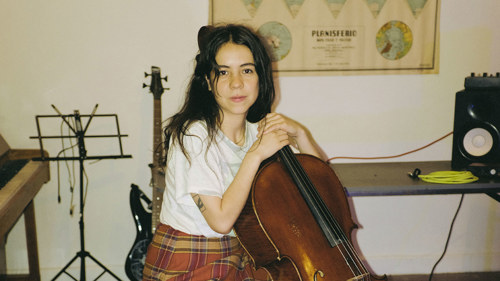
left=159, top=120, right=259, bottom=238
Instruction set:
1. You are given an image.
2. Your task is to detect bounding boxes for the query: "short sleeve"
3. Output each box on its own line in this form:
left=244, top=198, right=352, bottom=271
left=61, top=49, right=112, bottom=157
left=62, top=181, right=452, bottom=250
left=169, top=123, right=226, bottom=206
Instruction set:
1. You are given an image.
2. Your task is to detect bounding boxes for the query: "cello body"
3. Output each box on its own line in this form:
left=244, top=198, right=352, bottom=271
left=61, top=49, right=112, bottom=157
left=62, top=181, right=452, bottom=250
left=233, top=151, right=386, bottom=281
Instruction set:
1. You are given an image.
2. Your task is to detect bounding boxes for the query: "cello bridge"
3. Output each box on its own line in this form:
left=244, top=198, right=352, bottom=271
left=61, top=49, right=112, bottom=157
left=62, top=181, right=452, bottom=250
left=347, top=273, right=370, bottom=280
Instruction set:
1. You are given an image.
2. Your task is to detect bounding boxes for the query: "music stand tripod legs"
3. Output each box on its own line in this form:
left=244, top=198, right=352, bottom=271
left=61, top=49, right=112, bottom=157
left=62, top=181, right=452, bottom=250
left=51, top=156, right=122, bottom=281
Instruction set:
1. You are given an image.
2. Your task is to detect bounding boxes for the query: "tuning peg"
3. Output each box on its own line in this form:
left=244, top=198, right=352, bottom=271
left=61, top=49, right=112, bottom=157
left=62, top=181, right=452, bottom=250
left=144, top=72, right=151, bottom=77
left=143, top=83, right=148, bottom=88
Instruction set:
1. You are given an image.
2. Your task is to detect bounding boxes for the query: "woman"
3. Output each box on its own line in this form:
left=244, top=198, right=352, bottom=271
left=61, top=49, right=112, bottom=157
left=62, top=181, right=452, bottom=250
left=143, top=24, right=325, bottom=281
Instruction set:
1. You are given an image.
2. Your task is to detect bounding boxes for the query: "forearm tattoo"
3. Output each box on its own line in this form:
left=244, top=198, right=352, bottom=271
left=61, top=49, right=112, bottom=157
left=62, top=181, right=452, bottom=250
left=192, top=194, right=206, bottom=213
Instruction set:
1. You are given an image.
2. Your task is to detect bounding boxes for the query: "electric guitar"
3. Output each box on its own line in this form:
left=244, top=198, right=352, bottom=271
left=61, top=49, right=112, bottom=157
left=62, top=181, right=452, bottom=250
left=125, top=66, right=168, bottom=281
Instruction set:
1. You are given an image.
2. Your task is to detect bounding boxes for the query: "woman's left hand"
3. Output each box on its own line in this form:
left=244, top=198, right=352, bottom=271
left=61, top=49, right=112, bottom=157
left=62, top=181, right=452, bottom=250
left=257, top=113, right=305, bottom=139
left=257, top=113, right=327, bottom=161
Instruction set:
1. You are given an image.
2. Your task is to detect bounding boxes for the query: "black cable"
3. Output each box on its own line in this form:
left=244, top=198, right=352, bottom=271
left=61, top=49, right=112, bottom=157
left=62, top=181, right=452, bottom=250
left=56, top=118, right=78, bottom=216
left=428, top=193, right=465, bottom=281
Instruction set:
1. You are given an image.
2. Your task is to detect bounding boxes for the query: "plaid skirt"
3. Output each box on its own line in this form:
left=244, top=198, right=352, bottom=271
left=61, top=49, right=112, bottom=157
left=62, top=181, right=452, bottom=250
left=143, top=224, right=267, bottom=281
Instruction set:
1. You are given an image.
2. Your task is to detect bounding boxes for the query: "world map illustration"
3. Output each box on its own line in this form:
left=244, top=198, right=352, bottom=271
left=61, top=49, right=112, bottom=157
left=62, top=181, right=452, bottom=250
left=257, top=21, right=292, bottom=61
left=375, top=20, right=413, bottom=60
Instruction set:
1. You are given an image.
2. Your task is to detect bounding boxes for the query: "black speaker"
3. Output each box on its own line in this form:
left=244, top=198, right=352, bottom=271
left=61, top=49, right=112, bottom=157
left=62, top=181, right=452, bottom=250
left=451, top=73, right=500, bottom=177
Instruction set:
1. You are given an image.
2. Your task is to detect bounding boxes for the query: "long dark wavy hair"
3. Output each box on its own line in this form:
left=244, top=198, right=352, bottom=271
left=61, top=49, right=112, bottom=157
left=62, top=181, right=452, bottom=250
left=163, top=24, right=276, bottom=161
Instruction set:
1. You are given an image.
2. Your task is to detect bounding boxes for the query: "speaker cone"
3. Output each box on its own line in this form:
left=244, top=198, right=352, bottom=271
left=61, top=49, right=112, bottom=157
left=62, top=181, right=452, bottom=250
left=462, top=127, right=494, bottom=157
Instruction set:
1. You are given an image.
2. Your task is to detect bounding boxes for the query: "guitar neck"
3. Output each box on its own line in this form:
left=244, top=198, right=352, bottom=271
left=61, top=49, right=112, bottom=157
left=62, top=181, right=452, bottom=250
left=151, top=98, right=165, bottom=233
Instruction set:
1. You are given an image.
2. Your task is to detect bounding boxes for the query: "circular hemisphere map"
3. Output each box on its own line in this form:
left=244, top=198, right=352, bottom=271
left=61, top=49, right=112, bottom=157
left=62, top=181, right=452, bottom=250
left=257, top=21, right=292, bottom=62
left=375, top=20, right=413, bottom=60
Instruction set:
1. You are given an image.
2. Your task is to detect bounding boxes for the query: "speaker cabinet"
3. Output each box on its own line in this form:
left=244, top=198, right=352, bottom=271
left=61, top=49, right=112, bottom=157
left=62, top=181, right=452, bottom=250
left=452, top=74, right=500, bottom=176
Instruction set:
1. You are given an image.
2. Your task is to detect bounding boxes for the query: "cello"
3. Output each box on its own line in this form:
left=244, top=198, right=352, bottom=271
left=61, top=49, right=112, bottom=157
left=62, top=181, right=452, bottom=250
left=233, top=145, right=387, bottom=281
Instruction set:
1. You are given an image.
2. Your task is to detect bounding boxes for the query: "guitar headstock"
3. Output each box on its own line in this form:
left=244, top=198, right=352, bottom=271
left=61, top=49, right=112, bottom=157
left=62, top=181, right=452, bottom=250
left=143, top=66, right=169, bottom=100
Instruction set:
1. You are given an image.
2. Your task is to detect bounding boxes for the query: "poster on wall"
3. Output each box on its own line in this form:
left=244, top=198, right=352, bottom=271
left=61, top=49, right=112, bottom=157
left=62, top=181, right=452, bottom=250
left=209, top=0, right=440, bottom=75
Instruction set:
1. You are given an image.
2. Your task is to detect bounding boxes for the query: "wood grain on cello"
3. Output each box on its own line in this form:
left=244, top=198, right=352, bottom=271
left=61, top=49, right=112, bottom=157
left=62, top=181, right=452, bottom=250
left=234, top=146, right=387, bottom=281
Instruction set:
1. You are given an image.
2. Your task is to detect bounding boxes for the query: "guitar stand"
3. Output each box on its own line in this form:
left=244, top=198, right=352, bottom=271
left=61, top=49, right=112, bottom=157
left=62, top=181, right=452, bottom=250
left=31, top=105, right=131, bottom=281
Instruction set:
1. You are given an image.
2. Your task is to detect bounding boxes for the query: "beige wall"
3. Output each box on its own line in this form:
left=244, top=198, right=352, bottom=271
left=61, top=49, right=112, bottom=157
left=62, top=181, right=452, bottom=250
left=1, top=0, right=499, bottom=279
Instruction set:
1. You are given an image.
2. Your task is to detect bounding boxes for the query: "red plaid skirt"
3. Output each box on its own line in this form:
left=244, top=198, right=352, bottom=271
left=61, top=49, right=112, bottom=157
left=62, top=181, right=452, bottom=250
left=143, top=224, right=268, bottom=281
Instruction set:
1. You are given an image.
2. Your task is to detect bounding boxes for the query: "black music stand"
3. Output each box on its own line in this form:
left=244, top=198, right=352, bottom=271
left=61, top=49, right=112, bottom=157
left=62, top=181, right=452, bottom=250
left=31, top=104, right=131, bottom=281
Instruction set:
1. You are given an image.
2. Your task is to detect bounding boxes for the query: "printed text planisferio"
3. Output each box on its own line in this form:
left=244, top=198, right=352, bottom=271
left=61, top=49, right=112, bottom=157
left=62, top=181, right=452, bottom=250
left=311, top=30, right=357, bottom=37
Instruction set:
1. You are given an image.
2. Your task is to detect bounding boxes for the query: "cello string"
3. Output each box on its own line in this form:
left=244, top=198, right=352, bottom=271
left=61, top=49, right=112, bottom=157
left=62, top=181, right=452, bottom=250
left=279, top=148, right=352, bottom=268
left=282, top=147, right=341, bottom=241
left=282, top=149, right=364, bottom=278
left=295, top=150, right=370, bottom=276
left=281, top=147, right=367, bottom=278
left=285, top=149, right=372, bottom=281
left=282, top=147, right=370, bottom=278
left=280, top=147, right=341, bottom=245
left=280, top=147, right=339, bottom=243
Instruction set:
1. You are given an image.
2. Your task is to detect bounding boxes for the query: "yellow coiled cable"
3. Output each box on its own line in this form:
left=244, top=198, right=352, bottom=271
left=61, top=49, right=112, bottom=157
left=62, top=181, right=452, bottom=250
left=418, top=171, right=479, bottom=184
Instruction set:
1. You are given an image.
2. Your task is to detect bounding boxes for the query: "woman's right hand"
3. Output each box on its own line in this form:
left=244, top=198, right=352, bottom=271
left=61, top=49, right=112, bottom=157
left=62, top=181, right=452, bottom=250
left=248, top=127, right=289, bottom=163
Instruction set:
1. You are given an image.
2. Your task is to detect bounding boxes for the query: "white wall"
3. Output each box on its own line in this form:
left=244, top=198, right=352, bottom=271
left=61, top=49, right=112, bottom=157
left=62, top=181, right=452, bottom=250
left=0, top=0, right=498, bottom=280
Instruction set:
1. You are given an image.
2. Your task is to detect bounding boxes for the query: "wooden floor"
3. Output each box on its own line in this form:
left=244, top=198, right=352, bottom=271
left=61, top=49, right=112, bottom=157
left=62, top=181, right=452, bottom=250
left=388, top=271, right=500, bottom=281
